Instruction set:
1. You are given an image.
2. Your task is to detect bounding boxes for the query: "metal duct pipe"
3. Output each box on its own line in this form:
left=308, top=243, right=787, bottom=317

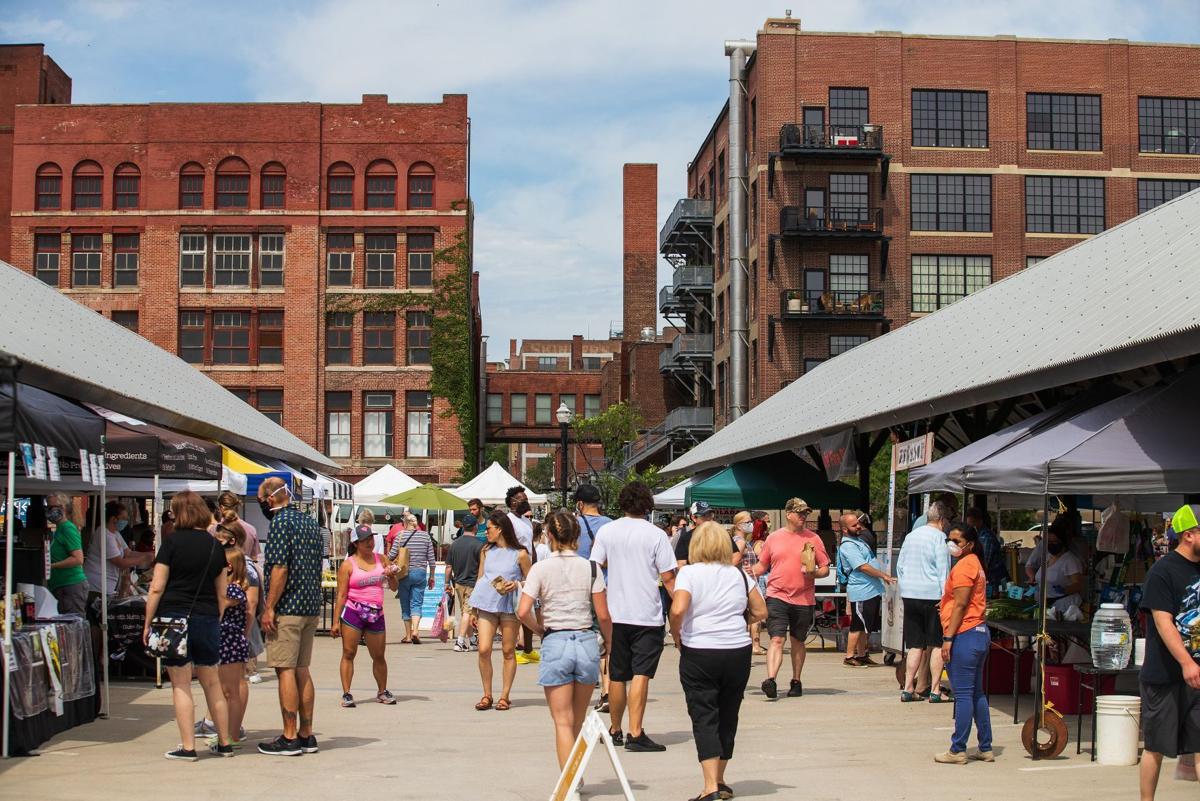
left=724, top=39, right=755, bottom=420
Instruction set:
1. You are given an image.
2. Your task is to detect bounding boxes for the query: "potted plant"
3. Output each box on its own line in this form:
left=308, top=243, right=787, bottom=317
left=786, top=290, right=805, bottom=313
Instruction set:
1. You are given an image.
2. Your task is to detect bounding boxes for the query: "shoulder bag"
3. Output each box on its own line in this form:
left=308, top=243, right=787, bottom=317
left=388, top=532, right=416, bottom=581
left=146, top=537, right=217, bottom=660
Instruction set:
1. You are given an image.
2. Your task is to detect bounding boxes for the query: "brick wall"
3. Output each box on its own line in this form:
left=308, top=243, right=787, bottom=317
left=622, top=163, right=658, bottom=341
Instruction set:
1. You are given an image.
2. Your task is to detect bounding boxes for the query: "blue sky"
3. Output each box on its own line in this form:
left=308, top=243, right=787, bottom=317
left=5, top=0, right=1198, bottom=359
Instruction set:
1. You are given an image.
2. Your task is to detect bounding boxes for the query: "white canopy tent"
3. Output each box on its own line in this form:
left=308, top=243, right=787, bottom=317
left=654, top=476, right=695, bottom=509
left=451, top=461, right=548, bottom=506
left=353, top=464, right=421, bottom=504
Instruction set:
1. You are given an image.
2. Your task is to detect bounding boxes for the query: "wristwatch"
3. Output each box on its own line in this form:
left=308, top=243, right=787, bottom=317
left=942, top=636, right=954, bottom=642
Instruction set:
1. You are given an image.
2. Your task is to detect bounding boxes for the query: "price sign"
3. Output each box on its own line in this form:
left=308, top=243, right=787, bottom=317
left=892, top=432, right=935, bottom=472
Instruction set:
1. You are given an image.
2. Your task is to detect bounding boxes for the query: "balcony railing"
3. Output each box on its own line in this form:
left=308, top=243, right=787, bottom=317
left=781, top=289, right=884, bottom=318
left=621, top=406, right=714, bottom=466
left=673, top=265, right=714, bottom=289
left=659, top=198, right=714, bottom=252
left=779, top=123, right=884, bottom=154
left=779, top=205, right=884, bottom=237
left=672, top=333, right=713, bottom=357
left=663, top=405, right=714, bottom=431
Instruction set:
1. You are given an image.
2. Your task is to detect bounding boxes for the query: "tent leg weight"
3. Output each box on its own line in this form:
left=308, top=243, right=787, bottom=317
left=1021, top=710, right=1068, bottom=759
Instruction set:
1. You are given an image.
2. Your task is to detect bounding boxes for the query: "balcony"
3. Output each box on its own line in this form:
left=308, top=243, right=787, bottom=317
left=659, top=333, right=713, bottom=374
left=780, top=289, right=885, bottom=320
left=659, top=265, right=714, bottom=317
left=779, top=206, right=884, bottom=238
left=673, top=265, right=713, bottom=289
left=660, top=198, right=714, bottom=262
left=779, top=123, right=884, bottom=156
left=621, top=406, right=714, bottom=469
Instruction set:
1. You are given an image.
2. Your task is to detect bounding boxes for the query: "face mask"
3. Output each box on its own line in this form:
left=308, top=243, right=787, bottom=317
left=259, top=486, right=288, bottom=519
left=947, top=541, right=963, bottom=558
left=1047, top=542, right=1064, bottom=556
left=116, top=519, right=129, bottom=533
left=47, top=507, right=64, bottom=524
left=739, top=522, right=753, bottom=534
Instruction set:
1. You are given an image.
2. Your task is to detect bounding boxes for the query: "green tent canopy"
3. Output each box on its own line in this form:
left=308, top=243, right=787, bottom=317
left=685, top=452, right=861, bottom=510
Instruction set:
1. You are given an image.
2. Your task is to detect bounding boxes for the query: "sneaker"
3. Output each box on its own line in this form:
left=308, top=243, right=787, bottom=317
left=515, top=651, right=532, bottom=665
left=787, top=679, right=803, bottom=697
left=761, top=677, right=778, bottom=700
left=208, top=740, right=235, bottom=757
left=299, top=734, right=319, bottom=754
left=608, top=728, right=624, bottom=747
left=594, top=693, right=610, bottom=713
left=164, top=747, right=198, bottom=762
left=624, top=732, right=666, bottom=753
left=526, top=650, right=540, bottom=663
left=857, top=655, right=879, bottom=666
left=257, top=736, right=303, bottom=757
left=249, top=672, right=263, bottom=684
left=934, top=750, right=968, bottom=765
left=970, top=750, right=996, bottom=763
left=341, top=692, right=356, bottom=708
left=194, top=718, right=217, bottom=737
left=377, top=690, right=397, bottom=705
left=452, top=638, right=469, bottom=653
left=469, top=634, right=479, bottom=649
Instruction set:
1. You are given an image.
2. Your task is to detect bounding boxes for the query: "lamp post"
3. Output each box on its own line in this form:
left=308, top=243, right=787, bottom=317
left=555, top=402, right=573, bottom=508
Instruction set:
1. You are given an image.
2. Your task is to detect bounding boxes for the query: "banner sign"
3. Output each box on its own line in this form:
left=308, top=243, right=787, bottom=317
left=818, top=429, right=858, bottom=481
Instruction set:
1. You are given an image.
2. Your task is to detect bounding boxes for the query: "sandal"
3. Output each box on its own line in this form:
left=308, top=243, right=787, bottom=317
left=400, top=637, right=412, bottom=644
left=928, top=693, right=953, bottom=704
left=900, top=691, right=922, bottom=702
left=411, top=635, right=422, bottom=645
left=474, top=695, right=493, bottom=711
left=752, top=647, right=767, bottom=656
left=495, top=697, right=511, bottom=711
left=718, top=782, right=735, bottom=799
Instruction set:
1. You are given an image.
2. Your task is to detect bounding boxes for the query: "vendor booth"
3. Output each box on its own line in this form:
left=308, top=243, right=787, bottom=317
left=354, top=464, right=421, bottom=504
left=451, top=461, right=548, bottom=506
left=653, top=476, right=695, bottom=509
left=685, top=451, right=860, bottom=510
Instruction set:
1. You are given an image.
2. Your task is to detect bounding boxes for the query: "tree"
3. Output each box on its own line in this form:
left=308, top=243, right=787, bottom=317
left=571, top=402, right=667, bottom=514
left=523, top=455, right=555, bottom=494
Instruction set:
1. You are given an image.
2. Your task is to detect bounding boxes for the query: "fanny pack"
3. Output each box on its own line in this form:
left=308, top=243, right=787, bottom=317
left=344, top=599, right=384, bottom=624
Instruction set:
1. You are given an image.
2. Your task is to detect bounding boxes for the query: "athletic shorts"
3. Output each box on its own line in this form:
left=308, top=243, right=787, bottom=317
left=849, top=596, right=882, bottom=634
left=765, top=597, right=814, bottom=641
left=265, top=615, right=318, bottom=669
left=341, top=603, right=386, bottom=634
left=609, top=622, right=665, bottom=682
left=902, top=597, right=942, bottom=650
left=1142, top=681, right=1200, bottom=758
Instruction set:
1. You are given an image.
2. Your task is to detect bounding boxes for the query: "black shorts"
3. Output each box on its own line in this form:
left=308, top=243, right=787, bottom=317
left=1142, top=682, right=1200, bottom=758
left=902, top=597, right=942, bottom=650
left=162, top=613, right=221, bottom=668
left=849, top=596, right=882, bottom=634
left=609, top=623, right=665, bottom=681
left=765, top=597, right=814, bottom=641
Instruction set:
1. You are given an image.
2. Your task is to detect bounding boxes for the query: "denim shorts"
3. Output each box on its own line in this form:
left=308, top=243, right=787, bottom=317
left=538, top=630, right=600, bottom=687
left=162, top=613, right=221, bottom=668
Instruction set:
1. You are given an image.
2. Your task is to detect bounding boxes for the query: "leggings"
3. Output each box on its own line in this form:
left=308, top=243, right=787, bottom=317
left=679, top=644, right=752, bottom=762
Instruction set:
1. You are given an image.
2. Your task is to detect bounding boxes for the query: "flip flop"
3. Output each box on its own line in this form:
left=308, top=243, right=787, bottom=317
left=496, top=697, right=511, bottom=711
left=474, top=695, right=493, bottom=711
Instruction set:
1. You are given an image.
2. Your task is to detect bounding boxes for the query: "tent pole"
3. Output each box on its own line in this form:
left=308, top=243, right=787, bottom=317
left=99, top=435, right=109, bottom=720
left=3, top=452, right=15, bottom=758
left=153, top=473, right=162, bottom=690
left=1033, top=493, right=1052, bottom=759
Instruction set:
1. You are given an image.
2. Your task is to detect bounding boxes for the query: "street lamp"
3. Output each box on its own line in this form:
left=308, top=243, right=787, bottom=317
left=555, top=402, right=573, bottom=508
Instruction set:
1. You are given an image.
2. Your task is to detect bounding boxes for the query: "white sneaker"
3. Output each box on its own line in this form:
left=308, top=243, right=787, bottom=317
left=193, top=718, right=217, bottom=737
left=248, top=673, right=262, bottom=684
left=452, top=638, right=469, bottom=653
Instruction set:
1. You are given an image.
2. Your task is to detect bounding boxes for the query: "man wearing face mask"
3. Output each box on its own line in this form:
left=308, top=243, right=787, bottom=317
left=85, top=500, right=153, bottom=600
left=896, top=500, right=953, bottom=703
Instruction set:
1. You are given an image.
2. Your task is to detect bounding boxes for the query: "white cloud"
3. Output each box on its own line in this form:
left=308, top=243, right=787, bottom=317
left=0, top=14, right=91, bottom=44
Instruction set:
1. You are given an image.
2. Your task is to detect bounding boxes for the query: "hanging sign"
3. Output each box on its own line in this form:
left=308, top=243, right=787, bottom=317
left=549, top=709, right=636, bottom=801
left=33, top=444, right=47, bottom=480
left=89, top=454, right=103, bottom=486
left=892, top=432, right=935, bottom=471
left=20, top=443, right=35, bottom=477
left=79, top=449, right=91, bottom=484
left=46, top=447, right=60, bottom=482
left=818, top=429, right=858, bottom=481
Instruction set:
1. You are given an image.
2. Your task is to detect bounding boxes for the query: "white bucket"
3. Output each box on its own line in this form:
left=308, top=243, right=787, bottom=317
left=1096, top=695, right=1141, bottom=766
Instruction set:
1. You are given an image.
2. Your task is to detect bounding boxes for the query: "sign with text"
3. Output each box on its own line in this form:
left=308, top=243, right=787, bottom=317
left=818, top=429, right=858, bottom=481
left=550, top=709, right=636, bottom=801
left=892, top=433, right=935, bottom=472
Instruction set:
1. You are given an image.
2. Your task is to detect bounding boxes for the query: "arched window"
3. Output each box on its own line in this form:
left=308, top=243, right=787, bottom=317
left=35, top=163, right=62, bottom=210
left=365, top=160, right=397, bottom=209
left=261, top=162, right=286, bottom=209
left=327, top=162, right=354, bottom=209
left=114, top=163, right=140, bottom=209
left=72, top=161, right=103, bottom=210
left=407, top=162, right=434, bottom=209
left=216, top=157, right=250, bottom=209
left=180, top=162, right=205, bottom=209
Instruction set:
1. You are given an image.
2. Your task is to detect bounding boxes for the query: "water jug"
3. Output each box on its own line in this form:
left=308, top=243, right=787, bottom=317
left=1091, top=603, right=1133, bottom=670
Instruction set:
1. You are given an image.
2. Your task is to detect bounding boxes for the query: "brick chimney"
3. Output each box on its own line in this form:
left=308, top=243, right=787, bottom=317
left=508, top=338, right=518, bottom=370
left=623, top=164, right=658, bottom=342
left=570, top=335, right=584, bottom=370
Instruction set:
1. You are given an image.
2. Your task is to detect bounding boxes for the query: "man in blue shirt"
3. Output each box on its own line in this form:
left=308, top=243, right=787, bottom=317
left=574, top=483, right=611, bottom=559
left=837, top=512, right=896, bottom=667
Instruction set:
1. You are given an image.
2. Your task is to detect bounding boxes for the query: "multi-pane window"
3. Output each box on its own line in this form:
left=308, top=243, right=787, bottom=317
left=583, top=356, right=603, bottom=370
left=326, top=312, right=353, bottom=365
left=180, top=234, right=207, bottom=286
left=406, top=391, right=432, bottom=457
left=830, top=335, right=868, bottom=357
left=212, top=312, right=251, bottom=364
left=111, top=311, right=138, bottom=332
left=1138, top=178, right=1200, bottom=213
left=261, top=165, right=286, bottom=209
left=179, top=311, right=206, bottom=363
left=365, top=234, right=396, bottom=287
left=364, top=393, right=394, bottom=458
left=36, top=165, right=62, bottom=210
left=366, top=166, right=397, bottom=209
left=511, top=394, right=527, bottom=425
left=829, top=254, right=869, bottom=296
left=213, top=235, right=252, bottom=286
left=258, top=234, right=284, bottom=286
left=1025, top=176, right=1105, bottom=234
left=35, top=234, right=60, bottom=286
left=1026, top=256, right=1048, bottom=268
left=538, top=356, right=557, bottom=371
left=180, top=167, right=204, bottom=209
left=328, top=165, right=354, bottom=209
left=180, top=310, right=280, bottom=365
left=1026, top=94, right=1101, bottom=151
left=486, top=393, right=502, bottom=424
left=216, top=171, right=250, bottom=208
left=829, top=88, right=868, bottom=132
left=804, top=358, right=825, bottom=374
left=535, top=394, right=552, bottom=425
left=71, top=234, right=101, bottom=287
left=72, top=164, right=102, bottom=210
left=911, top=174, right=992, bottom=232
left=829, top=173, right=869, bottom=223
left=258, top=311, right=283, bottom=364
left=113, top=233, right=139, bottom=287
left=114, top=166, right=140, bottom=209
left=911, top=255, right=992, bottom=313
left=255, top=390, right=284, bottom=425
left=326, top=233, right=353, bottom=286
left=406, top=311, right=431, bottom=364
left=912, top=90, right=988, bottom=148
left=560, top=394, right=576, bottom=417
left=1138, top=96, right=1200, bottom=154
left=363, top=312, right=395, bottom=365
left=326, top=392, right=351, bottom=458
left=584, top=394, right=601, bottom=419
left=407, top=233, right=434, bottom=287
left=408, top=166, right=434, bottom=208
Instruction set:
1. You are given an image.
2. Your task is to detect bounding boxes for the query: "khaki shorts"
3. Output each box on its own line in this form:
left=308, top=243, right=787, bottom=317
left=265, top=615, right=318, bottom=669
left=453, top=585, right=475, bottom=620
left=475, top=609, right=518, bottom=626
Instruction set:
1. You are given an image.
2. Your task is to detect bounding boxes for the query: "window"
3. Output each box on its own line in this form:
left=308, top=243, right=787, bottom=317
left=180, top=163, right=205, bottom=209
left=261, top=163, right=286, bottom=209
left=228, top=388, right=252, bottom=404
left=1026, top=256, right=1048, bottom=268
left=804, top=358, right=825, bottom=374
left=364, top=393, right=394, bottom=457
left=1025, top=176, right=1105, bottom=234
left=911, top=255, right=992, bottom=312
left=72, top=162, right=102, bottom=210
left=1138, top=179, right=1200, bottom=213
left=1026, top=93, right=1101, bottom=151
left=829, top=88, right=868, bottom=132
left=111, top=311, right=138, bottom=332
left=258, top=311, right=283, bottom=364
left=830, top=335, right=868, bottom=357
left=717, top=152, right=725, bottom=201
left=911, top=174, right=992, bottom=232
left=35, top=163, right=62, bottom=210
left=406, top=310, right=431, bottom=364
left=365, top=234, right=396, bottom=287
left=486, top=393, right=502, bottom=424
left=366, top=161, right=397, bottom=209
left=179, top=311, right=206, bottom=363
left=327, top=163, right=354, bottom=209
left=408, top=163, right=434, bottom=208
left=830, top=173, right=869, bottom=224
left=1138, top=96, right=1200, bottom=155
left=114, top=164, right=140, bottom=209
left=180, top=234, right=207, bottom=286
left=511, top=394, right=527, bottom=424
left=326, top=392, right=351, bottom=458
left=254, top=389, right=284, bottom=425
left=326, top=233, right=353, bottom=286
left=583, top=356, right=602, bottom=370
left=538, top=356, right=557, bottom=371
left=560, top=394, right=576, bottom=417
left=406, top=391, right=432, bottom=457
left=34, top=234, right=60, bottom=286
left=363, top=312, right=395, bottom=365
left=113, top=233, right=139, bottom=287
left=407, top=233, right=433, bottom=287
left=212, top=311, right=251, bottom=364
left=215, top=159, right=250, bottom=209
left=535, top=394, right=552, bottom=424
left=326, top=312, right=353, bottom=365
left=584, top=394, right=601, bottom=419
left=213, top=234, right=252, bottom=286
left=912, top=90, right=988, bottom=148
left=259, top=234, right=284, bottom=286
left=71, top=234, right=101, bottom=287
left=829, top=254, right=869, bottom=297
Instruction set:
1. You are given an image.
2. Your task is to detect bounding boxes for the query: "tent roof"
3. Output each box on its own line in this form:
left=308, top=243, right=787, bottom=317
left=654, top=476, right=696, bottom=509
left=664, top=188, right=1200, bottom=476
left=354, top=464, right=421, bottom=504
left=450, top=462, right=548, bottom=506
left=0, top=261, right=336, bottom=470
left=686, top=452, right=861, bottom=510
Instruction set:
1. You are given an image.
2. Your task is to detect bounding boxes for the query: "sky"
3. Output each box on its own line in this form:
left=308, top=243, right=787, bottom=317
left=4, top=0, right=1198, bottom=360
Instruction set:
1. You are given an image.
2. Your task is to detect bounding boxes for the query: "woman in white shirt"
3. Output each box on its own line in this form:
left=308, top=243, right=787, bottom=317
left=1034, top=529, right=1086, bottom=616
left=670, top=521, right=767, bottom=801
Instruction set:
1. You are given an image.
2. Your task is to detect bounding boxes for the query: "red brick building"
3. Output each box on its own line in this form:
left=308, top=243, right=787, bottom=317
left=3, top=45, right=474, bottom=483
left=665, top=19, right=1200, bottom=437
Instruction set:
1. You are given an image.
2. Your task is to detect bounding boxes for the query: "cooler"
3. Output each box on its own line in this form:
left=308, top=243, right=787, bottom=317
left=1044, top=664, right=1116, bottom=714
left=987, top=643, right=1033, bottom=695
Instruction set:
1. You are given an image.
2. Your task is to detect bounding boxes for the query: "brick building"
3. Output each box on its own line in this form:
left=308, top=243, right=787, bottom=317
left=3, top=45, right=475, bottom=484
left=662, top=19, right=1200, bottom=438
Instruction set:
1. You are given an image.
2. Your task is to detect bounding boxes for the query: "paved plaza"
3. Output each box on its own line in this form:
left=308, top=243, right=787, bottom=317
left=0, top=634, right=1175, bottom=801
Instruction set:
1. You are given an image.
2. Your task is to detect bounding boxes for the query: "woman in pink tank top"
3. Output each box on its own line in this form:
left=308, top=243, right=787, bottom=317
left=332, top=525, right=400, bottom=707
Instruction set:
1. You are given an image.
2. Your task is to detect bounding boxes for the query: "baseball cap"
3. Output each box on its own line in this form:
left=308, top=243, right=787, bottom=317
left=785, top=497, right=811, bottom=515
left=690, top=501, right=712, bottom=517
left=1171, top=505, right=1200, bottom=536
left=461, top=514, right=477, bottom=529
left=574, top=484, right=602, bottom=504
left=353, top=524, right=373, bottom=542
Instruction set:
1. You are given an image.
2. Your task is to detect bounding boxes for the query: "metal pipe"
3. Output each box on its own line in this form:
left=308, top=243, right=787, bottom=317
left=725, top=39, right=755, bottom=420
left=99, top=435, right=109, bottom=719
left=3, top=452, right=15, bottom=758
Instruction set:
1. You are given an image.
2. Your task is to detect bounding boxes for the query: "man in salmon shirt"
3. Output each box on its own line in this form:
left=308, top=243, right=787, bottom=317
left=751, top=497, right=830, bottom=700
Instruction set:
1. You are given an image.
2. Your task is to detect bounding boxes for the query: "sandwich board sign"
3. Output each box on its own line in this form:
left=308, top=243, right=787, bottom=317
left=550, top=709, right=636, bottom=801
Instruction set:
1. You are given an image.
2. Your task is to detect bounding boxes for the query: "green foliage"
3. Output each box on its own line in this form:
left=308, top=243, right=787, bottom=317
left=482, top=443, right=509, bottom=470
left=523, top=456, right=556, bottom=494
left=573, top=402, right=642, bottom=469
left=868, top=443, right=907, bottom=523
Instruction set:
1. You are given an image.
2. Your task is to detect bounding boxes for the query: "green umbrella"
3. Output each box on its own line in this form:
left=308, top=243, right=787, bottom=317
left=379, top=483, right=469, bottom=510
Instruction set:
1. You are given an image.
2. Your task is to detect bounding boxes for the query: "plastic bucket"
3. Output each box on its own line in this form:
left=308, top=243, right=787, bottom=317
left=1095, top=695, right=1141, bottom=766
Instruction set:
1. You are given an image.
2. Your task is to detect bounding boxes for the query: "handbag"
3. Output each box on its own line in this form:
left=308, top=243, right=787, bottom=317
left=431, top=590, right=450, bottom=642
left=146, top=537, right=217, bottom=660
left=388, top=532, right=416, bottom=581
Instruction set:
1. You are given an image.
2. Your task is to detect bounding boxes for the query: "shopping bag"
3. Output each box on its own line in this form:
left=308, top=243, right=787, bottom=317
left=431, top=591, right=450, bottom=642
left=1097, top=504, right=1130, bottom=554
